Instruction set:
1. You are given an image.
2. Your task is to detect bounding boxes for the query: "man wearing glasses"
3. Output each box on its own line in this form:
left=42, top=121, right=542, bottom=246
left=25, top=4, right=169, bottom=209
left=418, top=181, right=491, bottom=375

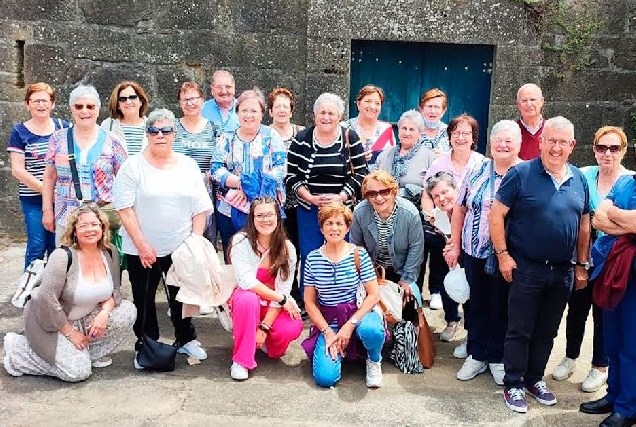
left=489, top=116, right=591, bottom=414
left=515, top=83, right=546, bottom=160
left=201, top=70, right=239, bottom=134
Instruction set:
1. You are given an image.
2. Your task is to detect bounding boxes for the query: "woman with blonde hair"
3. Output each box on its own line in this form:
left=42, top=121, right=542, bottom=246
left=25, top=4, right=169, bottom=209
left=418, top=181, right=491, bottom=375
left=3, top=203, right=136, bottom=382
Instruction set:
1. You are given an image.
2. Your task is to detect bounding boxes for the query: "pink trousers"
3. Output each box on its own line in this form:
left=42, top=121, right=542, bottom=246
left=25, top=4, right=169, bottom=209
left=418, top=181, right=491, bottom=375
left=231, top=288, right=304, bottom=369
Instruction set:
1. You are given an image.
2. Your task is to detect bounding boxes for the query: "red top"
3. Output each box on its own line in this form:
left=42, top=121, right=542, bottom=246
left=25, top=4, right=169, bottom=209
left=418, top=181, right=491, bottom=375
left=256, top=267, right=275, bottom=290
left=517, top=119, right=545, bottom=160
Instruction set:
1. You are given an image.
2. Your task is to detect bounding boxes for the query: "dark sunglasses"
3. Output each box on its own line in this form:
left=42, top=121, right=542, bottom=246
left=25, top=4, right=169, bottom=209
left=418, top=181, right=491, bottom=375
left=147, top=126, right=174, bottom=136
left=118, top=94, right=139, bottom=103
left=73, top=104, right=96, bottom=111
left=365, top=188, right=392, bottom=199
left=594, top=144, right=622, bottom=153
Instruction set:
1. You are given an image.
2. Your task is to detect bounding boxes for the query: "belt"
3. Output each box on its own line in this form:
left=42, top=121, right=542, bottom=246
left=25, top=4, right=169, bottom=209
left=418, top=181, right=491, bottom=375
left=518, top=256, right=573, bottom=271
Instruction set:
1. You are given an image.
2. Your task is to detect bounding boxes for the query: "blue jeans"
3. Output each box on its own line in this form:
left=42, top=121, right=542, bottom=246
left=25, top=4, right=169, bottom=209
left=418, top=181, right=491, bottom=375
left=20, top=197, right=55, bottom=270
left=312, top=311, right=384, bottom=388
left=503, top=258, right=573, bottom=389
left=297, top=206, right=329, bottom=297
left=603, top=279, right=636, bottom=417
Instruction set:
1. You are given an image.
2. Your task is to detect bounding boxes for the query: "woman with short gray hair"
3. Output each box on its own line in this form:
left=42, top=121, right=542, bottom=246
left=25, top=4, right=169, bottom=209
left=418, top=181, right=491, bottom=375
left=114, top=108, right=214, bottom=366
left=42, top=84, right=127, bottom=243
left=443, top=119, right=522, bottom=385
left=286, top=92, right=368, bottom=297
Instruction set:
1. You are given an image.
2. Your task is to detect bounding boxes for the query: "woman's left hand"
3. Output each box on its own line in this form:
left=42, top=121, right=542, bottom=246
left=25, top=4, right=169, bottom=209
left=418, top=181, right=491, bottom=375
left=256, top=329, right=267, bottom=349
left=283, top=298, right=302, bottom=320
left=228, top=188, right=248, bottom=207
left=334, top=323, right=354, bottom=357
left=88, top=310, right=109, bottom=341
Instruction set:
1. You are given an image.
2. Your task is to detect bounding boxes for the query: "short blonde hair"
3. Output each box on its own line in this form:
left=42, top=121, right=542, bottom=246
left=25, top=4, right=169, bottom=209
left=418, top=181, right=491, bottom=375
left=593, top=126, right=628, bottom=149
left=318, top=202, right=353, bottom=228
left=361, top=170, right=399, bottom=198
left=60, top=204, right=111, bottom=250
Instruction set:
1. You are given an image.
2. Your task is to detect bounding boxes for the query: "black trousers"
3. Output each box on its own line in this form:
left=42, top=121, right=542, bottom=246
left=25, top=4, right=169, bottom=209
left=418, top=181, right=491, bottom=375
left=565, top=279, right=607, bottom=367
left=127, top=254, right=196, bottom=350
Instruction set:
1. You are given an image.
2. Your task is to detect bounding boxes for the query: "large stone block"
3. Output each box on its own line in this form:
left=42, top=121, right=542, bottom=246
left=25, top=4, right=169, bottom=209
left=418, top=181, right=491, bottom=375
left=83, top=63, right=155, bottom=105
left=24, top=44, right=71, bottom=87
left=0, top=20, right=33, bottom=41
left=132, top=32, right=185, bottom=65
left=2, top=0, right=78, bottom=22
left=153, top=0, right=235, bottom=31
left=233, top=34, right=306, bottom=71
left=303, top=73, right=349, bottom=123
left=78, top=0, right=155, bottom=26
left=306, top=38, right=350, bottom=75
left=235, top=0, right=309, bottom=35
left=183, top=32, right=237, bottom=67
left=495, top=45, right=543, bottom=68
left=490, top=66, right=548, bottom=105
left=541, top=69, right=636, bottom=102
left=155, top=65, right=205, bottom=108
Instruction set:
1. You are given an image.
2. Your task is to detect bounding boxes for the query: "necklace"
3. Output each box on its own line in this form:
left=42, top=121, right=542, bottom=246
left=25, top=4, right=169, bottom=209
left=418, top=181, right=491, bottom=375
left=257, top=240, right=270, bottom=254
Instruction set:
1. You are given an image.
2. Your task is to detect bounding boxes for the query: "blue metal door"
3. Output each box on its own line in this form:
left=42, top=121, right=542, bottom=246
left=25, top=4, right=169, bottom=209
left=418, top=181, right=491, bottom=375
left=350, top=40, right=494, bottom=153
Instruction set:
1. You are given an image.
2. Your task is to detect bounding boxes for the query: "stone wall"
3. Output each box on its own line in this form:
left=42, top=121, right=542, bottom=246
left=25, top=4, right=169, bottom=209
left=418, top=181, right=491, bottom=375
left=1, top=0, right=635, bottom=235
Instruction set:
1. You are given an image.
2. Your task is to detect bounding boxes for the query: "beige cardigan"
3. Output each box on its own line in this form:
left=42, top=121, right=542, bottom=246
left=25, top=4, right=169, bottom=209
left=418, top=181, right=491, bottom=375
left=23, top=245, right=121, bottom=364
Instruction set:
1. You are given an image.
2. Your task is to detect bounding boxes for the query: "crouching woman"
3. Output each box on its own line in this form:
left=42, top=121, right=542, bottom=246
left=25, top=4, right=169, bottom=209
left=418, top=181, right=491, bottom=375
left=3, top=204, right=136, bottom=382
left=228, top=196, right=304, bottom=381
left=301, top=202, right=385, bottom=388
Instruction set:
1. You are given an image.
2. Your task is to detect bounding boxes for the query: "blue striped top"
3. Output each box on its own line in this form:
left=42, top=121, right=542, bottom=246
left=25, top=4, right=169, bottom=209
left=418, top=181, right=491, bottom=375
left=304, top=245, right=376, bottom=307
left=173, top=119, right=219, bottom=173
left=120, top=123, right=146, bottom=155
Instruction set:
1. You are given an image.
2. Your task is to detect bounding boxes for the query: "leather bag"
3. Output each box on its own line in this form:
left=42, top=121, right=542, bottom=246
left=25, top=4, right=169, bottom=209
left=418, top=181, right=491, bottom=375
left=416, top=304, right=436, bottom=369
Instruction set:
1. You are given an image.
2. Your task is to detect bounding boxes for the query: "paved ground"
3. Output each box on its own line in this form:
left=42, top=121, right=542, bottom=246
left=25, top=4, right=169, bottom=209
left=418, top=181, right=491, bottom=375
left=0, top=243, right=606, bottom=426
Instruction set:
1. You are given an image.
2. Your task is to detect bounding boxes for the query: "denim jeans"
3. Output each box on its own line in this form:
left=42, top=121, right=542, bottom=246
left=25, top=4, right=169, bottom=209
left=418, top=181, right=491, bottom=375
left=565, top=279, right=607, bottom=367
left=503, top=258, right=573, bottom=388
left=312, top=311, right=384, bottom=387
left=297, top=206, right=331, bottom=298
left=20, top=197, right=55, bottom=270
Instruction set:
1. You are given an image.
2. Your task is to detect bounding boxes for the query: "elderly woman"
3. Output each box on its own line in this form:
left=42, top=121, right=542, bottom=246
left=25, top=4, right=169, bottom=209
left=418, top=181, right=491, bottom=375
left=419, top=88, right=450, bottom=154
left=114, top=109, right=213, bottom=365
left=342, top=85, right=395, bottom=169
left=228, top=196, right=303, bottom=381
left=211, top=88, right=286, bottom=256
left=286, top=93, right=368, bottom=296
left=301, top=202, right=384, bottom=388
left=444, top=120, right=523, bottom=385
left=349, top=170, right=424, bottom=318
left=3, top=204, right=136, bottom=382
left=8, top=82, right=69, bottom=269
left=554, top=126, right=634, bottom=394
left=42, top=84, right=127, bottom=243
left=101, top=81, right=150, bottom=155
left=421, top=114, right=485, bottom=322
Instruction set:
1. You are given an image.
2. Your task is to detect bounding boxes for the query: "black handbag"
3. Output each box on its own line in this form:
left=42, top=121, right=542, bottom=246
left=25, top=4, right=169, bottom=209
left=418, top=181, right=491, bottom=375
left=135, top=267, right=177, bottom=371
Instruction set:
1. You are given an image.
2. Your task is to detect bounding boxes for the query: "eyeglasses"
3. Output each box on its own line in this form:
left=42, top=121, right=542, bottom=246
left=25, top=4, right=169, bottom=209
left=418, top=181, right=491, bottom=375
left=147, top=126, right=174, bottom=136
left=594, top=144, right=622, bottom=153
left=29, top=99, right=51, bottom=105
left=422, top=104, right=443, bottom=111
left=365, top=188, right=392, bottom=199
left=118, top=94, right=139, bottom=103
left=180, top=96, right=201, bottom=105
left=213, top=84, right=234, bottom=91
left=543, top=138, right=573, bottom=148
left=238, top=108, right=261, bottom=116
left=254, top=212, right=276, bottom=220
left=73, top=104, right=97, bottom=111
left=76, top=222, right=102, bottom=231
left=451, top=131, right=472, bottom=139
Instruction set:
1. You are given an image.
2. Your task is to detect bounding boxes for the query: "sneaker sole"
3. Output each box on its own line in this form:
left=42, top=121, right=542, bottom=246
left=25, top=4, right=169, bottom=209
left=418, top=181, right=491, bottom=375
left=457, top=364, right=487, bottom=381
left=552, top=370, right=575, bottom=381
left=505, top=399, right=528, bottom=414
left=366, top=381, right=382, bottom=388
left=581, top=381, right=607, bottom=393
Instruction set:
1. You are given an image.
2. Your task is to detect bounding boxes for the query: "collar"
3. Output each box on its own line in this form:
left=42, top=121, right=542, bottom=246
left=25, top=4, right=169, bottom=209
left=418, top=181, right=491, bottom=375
left=519, top=116, right=544, bottom=135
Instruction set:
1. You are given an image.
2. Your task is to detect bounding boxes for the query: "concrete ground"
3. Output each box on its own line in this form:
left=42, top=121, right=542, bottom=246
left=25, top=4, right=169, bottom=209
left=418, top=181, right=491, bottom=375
left=0, top=243, right=606, bottom=426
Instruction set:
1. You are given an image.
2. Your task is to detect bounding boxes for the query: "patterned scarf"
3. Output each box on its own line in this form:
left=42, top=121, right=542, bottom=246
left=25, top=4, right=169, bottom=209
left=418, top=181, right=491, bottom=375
left=392, top=140, right=424, bottom=180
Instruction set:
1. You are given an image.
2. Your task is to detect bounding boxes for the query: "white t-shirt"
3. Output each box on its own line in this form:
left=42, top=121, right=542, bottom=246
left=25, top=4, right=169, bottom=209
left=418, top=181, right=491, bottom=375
left=113, top=152, right=213, bottom=257
left=68, top=253, right=114, bottom=321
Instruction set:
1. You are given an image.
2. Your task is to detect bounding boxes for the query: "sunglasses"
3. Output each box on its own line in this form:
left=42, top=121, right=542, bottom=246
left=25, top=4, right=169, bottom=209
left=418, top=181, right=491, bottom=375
left=73, top=104, right=97, bottom=111
left=365, top=188, right=392, bottom=199
left=118, top=94, right=139, bottom=103
left=594, top=144, right=622, bottom=153
left=147, top=126, right=174, bottom=136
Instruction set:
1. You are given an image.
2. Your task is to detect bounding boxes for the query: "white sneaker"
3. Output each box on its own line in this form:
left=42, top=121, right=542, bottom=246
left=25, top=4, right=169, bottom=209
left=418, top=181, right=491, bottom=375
left=430, top=293, right=443, bottom=310
left=91, top=357, right=113, bottom=368
left=489, top=363, right=505, bottom=385
left=230, top=362, right=249, bottom=381
left=365, top=358, right=383, bottom=388
left=440, top=321, right=461, bottom=342
left=177, top=340, right=208, bottom=360
left=552, top=356, right=576, bottom=381
left=581, top=367, right=608, bottom=392
left=456, top=355, right=487, bottom=381
left=133, top=353, right=145, bottom=370
left=453, top=339, right=468, bottom=358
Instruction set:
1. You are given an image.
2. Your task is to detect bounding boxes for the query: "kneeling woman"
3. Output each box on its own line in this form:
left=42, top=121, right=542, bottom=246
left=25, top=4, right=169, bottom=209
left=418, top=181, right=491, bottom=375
left=3, top=204, right=136, bottom=382
left=229, top=197, right=304, bottom=381
left=302, top=202, right=385, bottom=388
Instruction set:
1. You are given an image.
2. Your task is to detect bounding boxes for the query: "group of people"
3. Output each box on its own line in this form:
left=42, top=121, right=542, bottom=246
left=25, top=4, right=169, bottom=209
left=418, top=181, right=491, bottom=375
left=4, top=73, right=635, bottom=427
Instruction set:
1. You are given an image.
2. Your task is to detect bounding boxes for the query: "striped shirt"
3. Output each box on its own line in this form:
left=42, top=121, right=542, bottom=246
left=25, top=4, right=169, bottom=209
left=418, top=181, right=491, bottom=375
left=173, top=119, right=219, bottom=173
left=304, top=245, right=376, bottom=307
left=120, top=123, right=146, bottom=155
left=286, top=126, right=368, bottom=210
left=374, top=204, right=397, bottom=268
left=7, top=119, right=69, bottom=199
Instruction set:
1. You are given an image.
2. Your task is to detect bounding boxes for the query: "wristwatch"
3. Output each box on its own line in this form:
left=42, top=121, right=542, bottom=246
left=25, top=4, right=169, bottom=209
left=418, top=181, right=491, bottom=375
left=348, top=316, right=359, bottom=326
left=575, top=261, right=590, bottom=270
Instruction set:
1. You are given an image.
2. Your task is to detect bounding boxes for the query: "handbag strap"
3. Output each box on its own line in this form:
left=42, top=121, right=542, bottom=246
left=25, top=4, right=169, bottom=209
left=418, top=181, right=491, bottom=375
left=66, top=128, right=83, bottom=201
left=489, top=160, right=495, bottom=200
left=141, top=262, right=174, bottom=332
left=353, top=245, right=361, bottom=277
left=344, top=128, right=355, bottom=176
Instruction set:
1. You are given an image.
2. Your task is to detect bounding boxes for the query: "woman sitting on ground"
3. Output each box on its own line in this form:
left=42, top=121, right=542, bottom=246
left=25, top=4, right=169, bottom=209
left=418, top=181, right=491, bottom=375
left=228, top=196, right=304, bottom=381
left=301, top=202, right=384, bottom=388
left=3, top=204, right=136, bottom=382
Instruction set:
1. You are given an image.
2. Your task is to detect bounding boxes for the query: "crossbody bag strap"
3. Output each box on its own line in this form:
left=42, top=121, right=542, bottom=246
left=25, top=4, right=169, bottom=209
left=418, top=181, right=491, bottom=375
left=66, top=128, right=83, bottom=201
left=353, top=245, right=361, bottom=276
left=344, top=128, right=355, bottom=176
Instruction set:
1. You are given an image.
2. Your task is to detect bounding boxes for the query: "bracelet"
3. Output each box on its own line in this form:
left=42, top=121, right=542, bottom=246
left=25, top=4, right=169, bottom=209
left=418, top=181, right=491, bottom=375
left=101, top=308, right=112, bottom=317
left=320, top=325, right=330, bottom=334
left=258, top=323, right=271, bottom=333
left=494, top=249, right=508, bottom=255
left=63, top=329, right=74, bottom=340
left=279, top=294, right=287, bottom=306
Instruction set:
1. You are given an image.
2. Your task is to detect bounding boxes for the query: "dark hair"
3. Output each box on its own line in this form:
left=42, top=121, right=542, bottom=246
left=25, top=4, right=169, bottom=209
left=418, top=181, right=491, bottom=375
left=107, top=81, right=149, bottom=119
left=447, top=114, right=479, bottom=150
left=229, top=197, right=290, bottom=281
